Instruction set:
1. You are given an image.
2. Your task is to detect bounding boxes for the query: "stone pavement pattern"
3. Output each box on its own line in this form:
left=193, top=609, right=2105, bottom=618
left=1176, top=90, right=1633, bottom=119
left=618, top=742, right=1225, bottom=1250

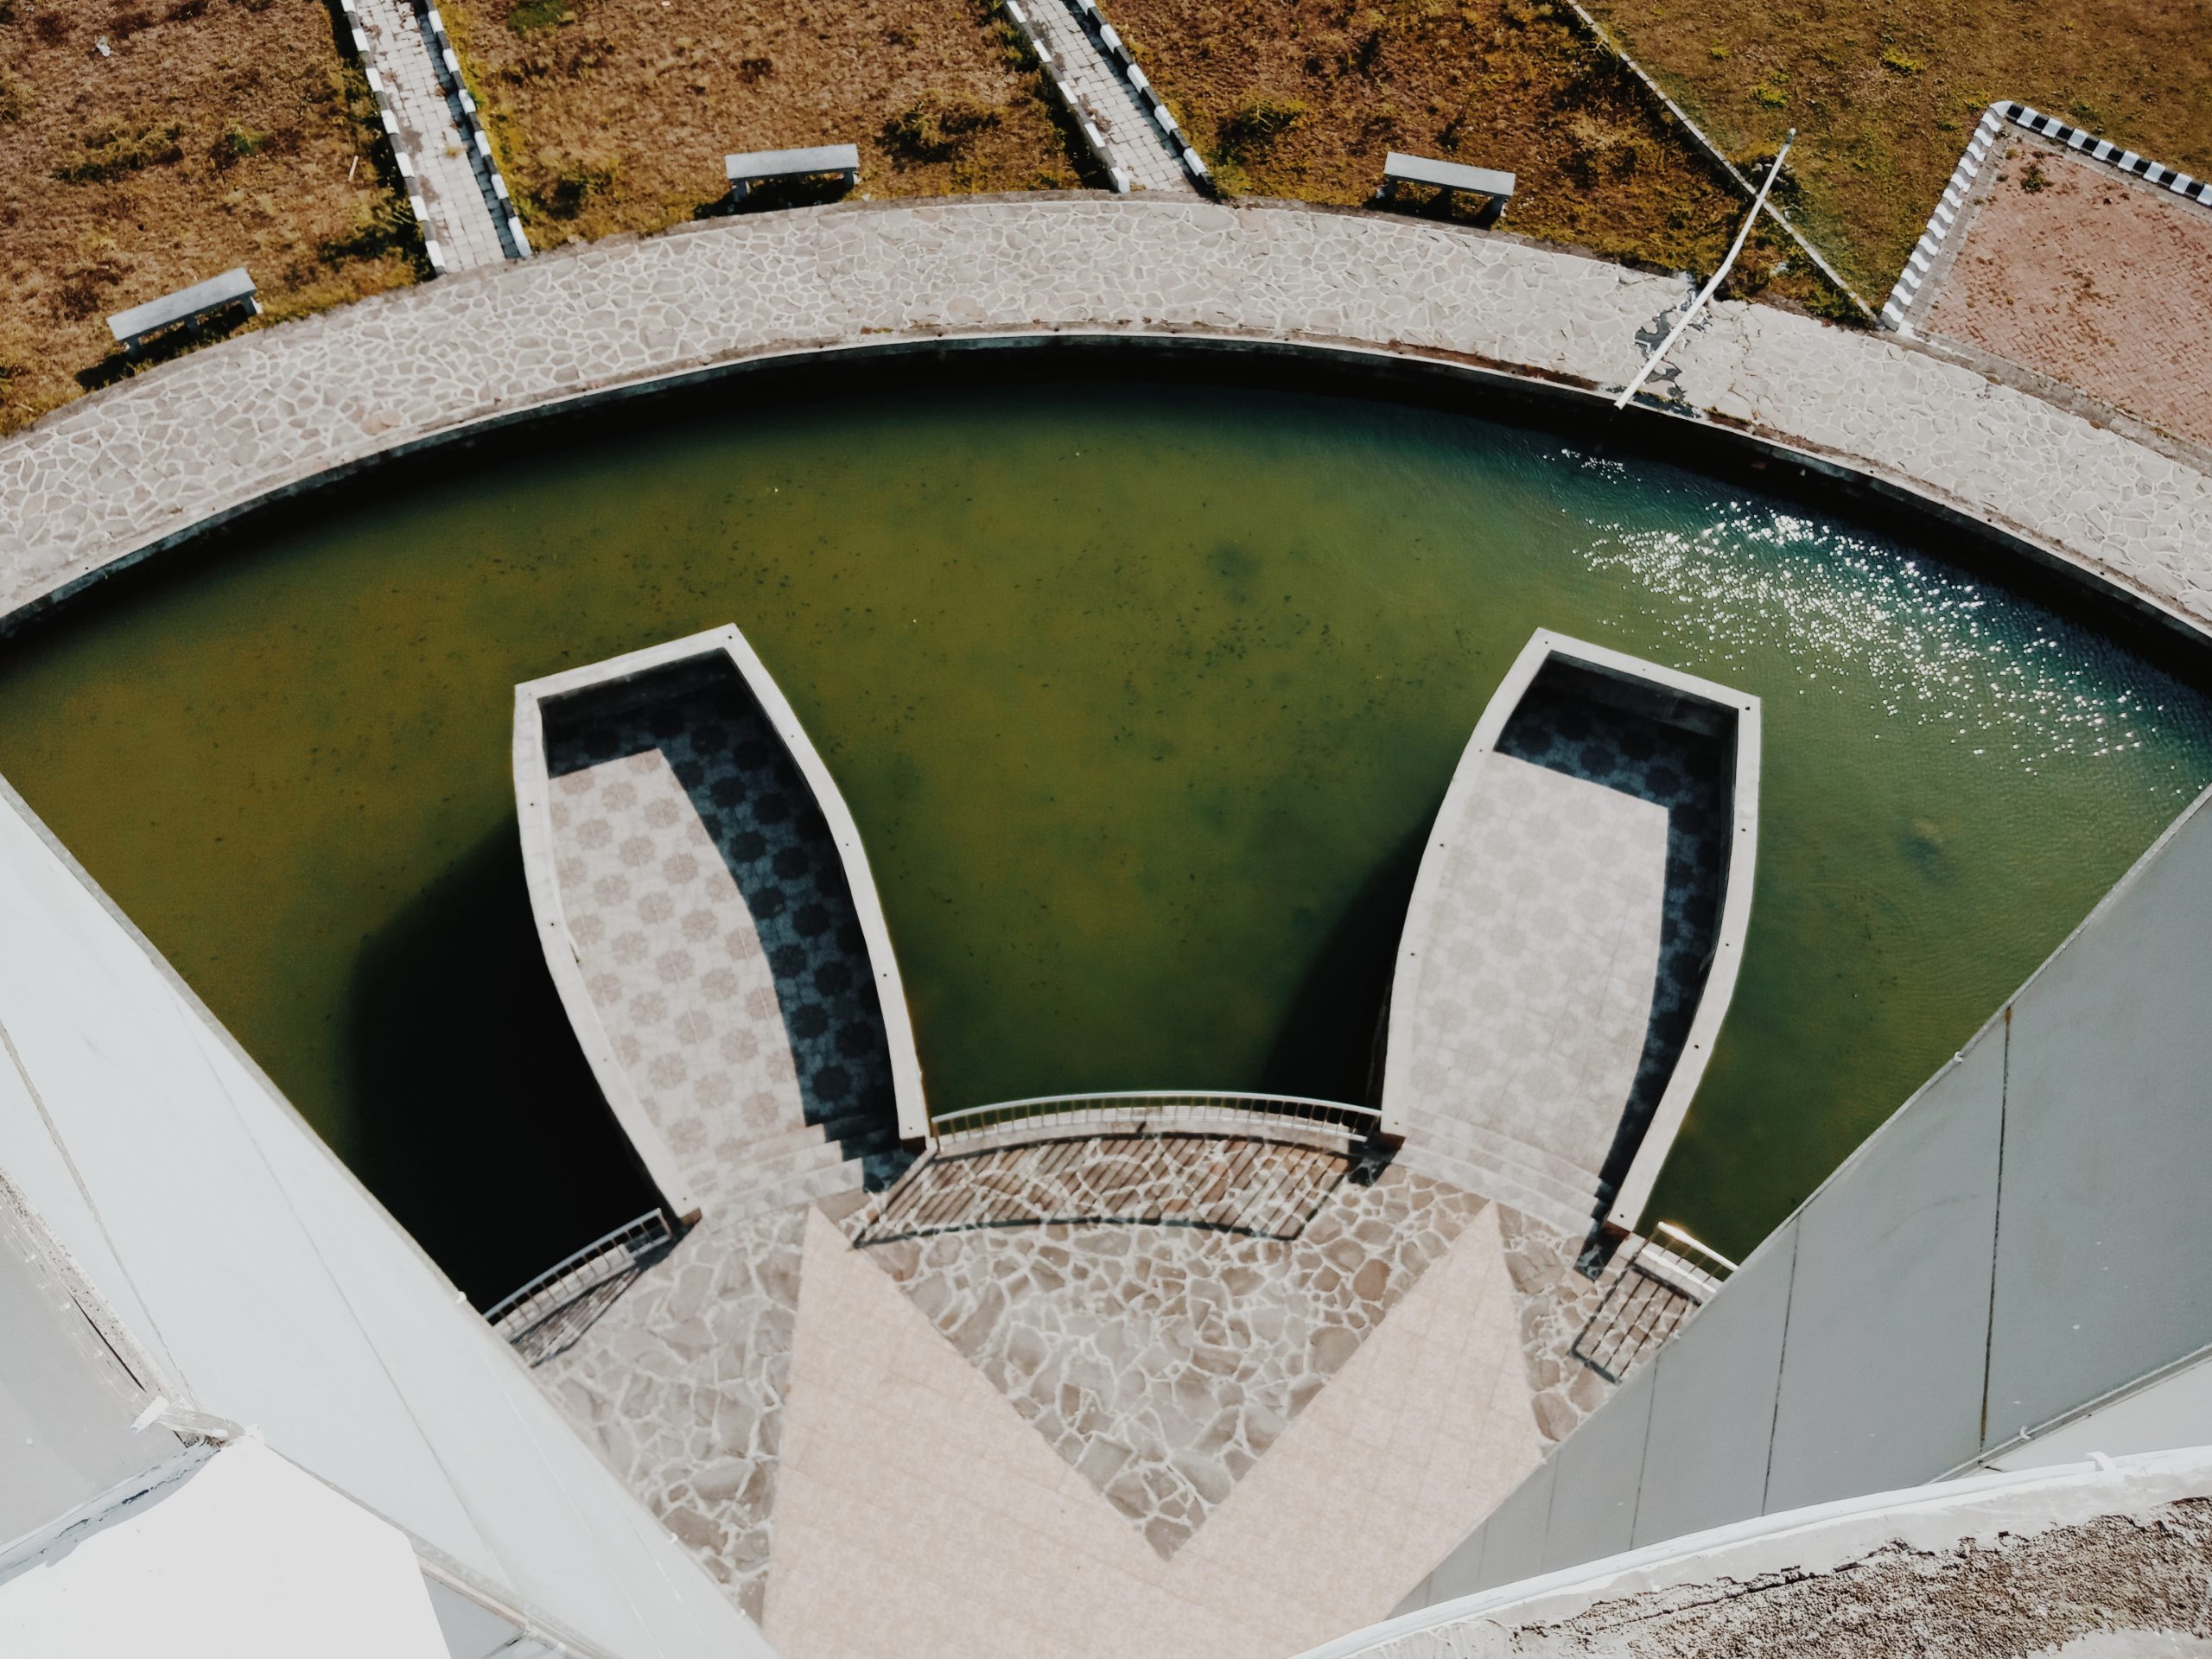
left=1921, top=136, right=2212, bottom=452
left=848, top=1145, right=1484, bottom=1555
left=534, top=1200, right=808, bottom=1621
left=766, top=1199, right=1546, bottom=1659
left=351, top=0, right=511, bottom=270
left=9, top=198, right=2211, bottom=639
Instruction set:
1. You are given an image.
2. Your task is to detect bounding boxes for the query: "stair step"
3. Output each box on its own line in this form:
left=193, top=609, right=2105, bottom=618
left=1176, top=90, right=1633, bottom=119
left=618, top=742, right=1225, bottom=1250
left=1390, top=1140, right=1599, bottom=1239
left=1399, top=1105, right=1604, bottom=1199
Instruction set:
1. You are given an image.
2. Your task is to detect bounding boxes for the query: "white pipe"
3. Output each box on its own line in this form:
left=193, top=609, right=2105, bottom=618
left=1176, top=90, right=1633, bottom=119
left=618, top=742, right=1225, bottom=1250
left=1614, top=130, right=1795, bottom=410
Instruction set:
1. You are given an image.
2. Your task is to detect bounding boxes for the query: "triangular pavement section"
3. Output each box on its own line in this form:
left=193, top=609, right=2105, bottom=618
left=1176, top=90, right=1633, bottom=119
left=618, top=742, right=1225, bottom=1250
left=843, top=1148, right=1487, bottom=1556
left=767, top=1193, right=1541, bottom=1659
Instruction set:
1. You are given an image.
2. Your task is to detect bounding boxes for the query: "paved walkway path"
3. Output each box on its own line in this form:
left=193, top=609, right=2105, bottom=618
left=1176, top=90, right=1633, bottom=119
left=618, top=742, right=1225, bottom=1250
left=5, top=197, right=2209, bottom=645
left=349, top=0, right=515, bottom=270
left=1019, top=0, right=1193, bottom=194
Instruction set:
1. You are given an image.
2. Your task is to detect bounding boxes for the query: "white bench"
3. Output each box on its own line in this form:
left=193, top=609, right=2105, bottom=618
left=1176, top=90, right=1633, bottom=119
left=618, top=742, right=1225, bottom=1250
left=724, top=143, right=861, bottom=205
left=106, top=267, right=260, bottom=354
left=1380, top=151, right=1516, bottom=220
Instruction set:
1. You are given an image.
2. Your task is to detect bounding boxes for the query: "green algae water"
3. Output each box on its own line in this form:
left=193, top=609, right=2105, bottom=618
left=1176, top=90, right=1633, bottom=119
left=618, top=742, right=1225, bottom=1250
left=3, top=365, right=2208, bottom=1294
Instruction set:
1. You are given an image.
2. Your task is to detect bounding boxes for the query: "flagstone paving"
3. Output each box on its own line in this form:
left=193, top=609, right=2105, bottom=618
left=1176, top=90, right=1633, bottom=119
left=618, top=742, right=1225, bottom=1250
left=6, top=198, right=2210, bottom=641
left=847, top=1144, right=1486, bottom=1556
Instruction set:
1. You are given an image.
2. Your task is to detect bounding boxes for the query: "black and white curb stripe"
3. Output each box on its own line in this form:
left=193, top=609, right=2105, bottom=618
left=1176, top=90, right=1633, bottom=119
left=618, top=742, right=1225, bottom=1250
left=338, top=0, right=447, bottom=274
left=1076, top=0, right=1208, bottom=188
left=1884, top=101, right=2209, bottom=332
left=417, top=3, right=533, bottom=260
left=1000, top=0, right=1207, bottom=193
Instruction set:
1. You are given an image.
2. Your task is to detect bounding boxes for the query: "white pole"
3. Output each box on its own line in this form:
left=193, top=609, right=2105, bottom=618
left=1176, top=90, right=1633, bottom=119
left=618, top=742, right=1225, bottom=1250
left=1614, top=129, right=1796, bottom=410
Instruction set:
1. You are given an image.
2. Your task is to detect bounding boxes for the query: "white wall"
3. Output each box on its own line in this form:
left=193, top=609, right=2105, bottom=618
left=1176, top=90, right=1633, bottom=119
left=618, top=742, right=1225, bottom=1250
left=0, top=779, right=773, bottom=1659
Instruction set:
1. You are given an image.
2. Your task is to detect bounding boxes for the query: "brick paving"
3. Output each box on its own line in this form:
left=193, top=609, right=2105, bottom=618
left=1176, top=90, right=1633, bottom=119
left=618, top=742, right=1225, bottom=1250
left=350, top=0, right=513, bottom=270
left=1922, top=135, right=2212, bottom=452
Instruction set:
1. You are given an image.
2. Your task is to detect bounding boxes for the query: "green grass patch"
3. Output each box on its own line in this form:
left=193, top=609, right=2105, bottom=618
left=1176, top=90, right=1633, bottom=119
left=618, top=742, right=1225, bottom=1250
left=54, top=124, right=183, bottom=184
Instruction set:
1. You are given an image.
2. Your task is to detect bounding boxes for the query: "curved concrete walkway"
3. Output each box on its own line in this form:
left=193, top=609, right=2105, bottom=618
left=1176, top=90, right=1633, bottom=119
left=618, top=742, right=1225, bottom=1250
left=3, top=195, right=2210, bottom=636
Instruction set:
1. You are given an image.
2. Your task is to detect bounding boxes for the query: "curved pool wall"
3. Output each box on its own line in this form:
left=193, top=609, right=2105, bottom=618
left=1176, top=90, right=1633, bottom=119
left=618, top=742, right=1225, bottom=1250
left=6, top=197, right=2211, bottom=643
left=4, top=198, right=2212, bottom=1294
left=7, top=360, right=2209, bottom=1303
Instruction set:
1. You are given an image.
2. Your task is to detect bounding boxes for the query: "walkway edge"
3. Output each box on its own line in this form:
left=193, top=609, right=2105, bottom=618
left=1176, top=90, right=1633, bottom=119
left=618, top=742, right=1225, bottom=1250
left=3, top=197, right=2209, bottom=649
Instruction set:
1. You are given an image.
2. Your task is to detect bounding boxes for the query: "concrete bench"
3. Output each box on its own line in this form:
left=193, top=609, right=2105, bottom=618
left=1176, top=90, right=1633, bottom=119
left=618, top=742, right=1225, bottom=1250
left=724, top=143, right=861, bottom=205
left=1379, top=151, right=1516, bottom=221
left=106, top=267, right=260, bottom=353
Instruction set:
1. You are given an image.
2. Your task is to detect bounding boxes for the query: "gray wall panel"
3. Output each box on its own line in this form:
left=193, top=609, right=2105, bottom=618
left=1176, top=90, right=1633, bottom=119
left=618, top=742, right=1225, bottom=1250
left=1631, top=1220, right=1797, bottom=1547
left=1989, top=810, right=2212, bottom=1441
left=1541, top=1357, right=1657, bottom=1573
left=1402, top=789, right=2212, bottom=1618
left=1471, top=1453, right=1557, bottom=1593
left=1765, top=1033, right=2005, bottom=1510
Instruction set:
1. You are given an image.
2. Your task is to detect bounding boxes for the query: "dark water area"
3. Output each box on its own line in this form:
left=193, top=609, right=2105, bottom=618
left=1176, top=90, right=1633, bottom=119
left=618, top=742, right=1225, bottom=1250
left=2, top=362, right=2206, bottom=1294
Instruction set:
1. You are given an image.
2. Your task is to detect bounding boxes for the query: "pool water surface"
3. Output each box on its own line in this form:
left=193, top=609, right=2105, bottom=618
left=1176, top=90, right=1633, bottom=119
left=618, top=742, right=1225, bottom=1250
left=1, top=366, right=2203, bottom=1296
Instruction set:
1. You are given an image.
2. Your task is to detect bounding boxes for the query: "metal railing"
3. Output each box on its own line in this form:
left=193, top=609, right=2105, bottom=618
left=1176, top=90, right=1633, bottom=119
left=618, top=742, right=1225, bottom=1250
left=929, top=1090, right=1382, bottom=1144
left=1570, top=1221, right=1738, bottom=1382
left=484, top=1210, right=672, bottom=1336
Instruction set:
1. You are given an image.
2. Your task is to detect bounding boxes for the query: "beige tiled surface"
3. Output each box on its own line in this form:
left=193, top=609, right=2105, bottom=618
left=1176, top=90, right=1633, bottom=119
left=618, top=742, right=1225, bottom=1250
left=550, top=749, right=804, bottom=1207
left=1397, top=756, right=1667, bottom=1219
left=765, top=1200, right=1542, bottom=1659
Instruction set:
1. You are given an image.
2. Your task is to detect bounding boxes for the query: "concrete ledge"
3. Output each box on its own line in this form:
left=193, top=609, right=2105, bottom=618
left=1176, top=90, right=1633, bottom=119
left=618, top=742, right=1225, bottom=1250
left=4, top=195, right=2211, bottom=645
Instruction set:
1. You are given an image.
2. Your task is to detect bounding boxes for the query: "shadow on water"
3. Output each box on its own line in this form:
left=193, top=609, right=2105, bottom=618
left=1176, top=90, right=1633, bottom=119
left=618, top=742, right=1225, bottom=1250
left=344, top=828, right=659, bottom=1308
left=1260, top=823, right=1430, bottom=1106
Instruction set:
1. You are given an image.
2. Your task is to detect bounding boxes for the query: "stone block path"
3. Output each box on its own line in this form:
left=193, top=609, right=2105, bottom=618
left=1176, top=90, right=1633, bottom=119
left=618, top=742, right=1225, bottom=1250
left=350, top=0, right=513, bottom=270
left=1017, top=0, right=1194, bottom=194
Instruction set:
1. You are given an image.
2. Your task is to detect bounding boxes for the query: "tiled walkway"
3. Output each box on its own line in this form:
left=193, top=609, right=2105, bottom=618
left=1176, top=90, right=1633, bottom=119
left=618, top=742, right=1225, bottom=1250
left=1493, top=678, right=1729, bottom=1204
left=1019, top=0, right=1193, bottom=194
left=542, top=663, right=904, bottom=1213
left=1392, top=756, right=1667, bottom=1234
left=350, top=0, right=513, bottom=270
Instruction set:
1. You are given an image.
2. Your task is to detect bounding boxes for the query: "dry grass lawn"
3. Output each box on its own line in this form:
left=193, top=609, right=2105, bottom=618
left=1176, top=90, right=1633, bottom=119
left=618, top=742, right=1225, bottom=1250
left=1580, top=0, right=2212, bottom=296
left=1108, top=0, right=1847, bottom=315
left=0, top=0, right=420, bottom=435
left=438, top=0, right=1089, bottom=245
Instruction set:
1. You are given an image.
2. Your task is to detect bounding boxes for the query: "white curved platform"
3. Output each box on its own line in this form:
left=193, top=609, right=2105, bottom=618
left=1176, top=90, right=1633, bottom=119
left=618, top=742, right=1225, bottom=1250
left=1382, top=631, right=1760, bottom=1236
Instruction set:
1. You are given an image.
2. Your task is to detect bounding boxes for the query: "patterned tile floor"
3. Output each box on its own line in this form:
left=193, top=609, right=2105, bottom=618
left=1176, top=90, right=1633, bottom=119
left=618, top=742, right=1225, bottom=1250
left=543, top=660, right=903, bottom=1205
left=1493, top=669, right=1728, bottom=1206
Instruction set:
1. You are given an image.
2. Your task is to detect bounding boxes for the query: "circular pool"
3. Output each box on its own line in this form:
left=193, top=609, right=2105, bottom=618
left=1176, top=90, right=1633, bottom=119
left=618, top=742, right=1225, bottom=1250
left=3, top=359, right=2205, bottom=1297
